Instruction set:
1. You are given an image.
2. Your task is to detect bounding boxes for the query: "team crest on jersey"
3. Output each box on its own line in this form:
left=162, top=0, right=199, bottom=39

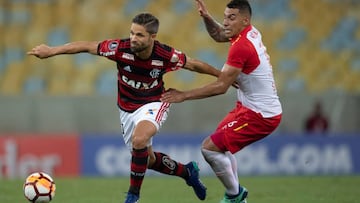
left=122, top=53, right=135, bottom=61
left=151, top=60, right=163, bottom=66
left=108, top=41, right=118, bottom=50
left=150, top=68, right=161, bottom=78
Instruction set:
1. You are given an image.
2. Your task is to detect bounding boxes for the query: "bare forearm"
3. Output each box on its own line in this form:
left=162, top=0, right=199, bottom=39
left=193, top=59, right=220, bottom=77
left=184, top=81, right=228, bottom=100
left=184, top=58, right=220, bottom=77
left=197, top=64, right=221, bottom=77
left=28, top=41, right=99, bottom=59
left=51, top=41, right=98, bottom=56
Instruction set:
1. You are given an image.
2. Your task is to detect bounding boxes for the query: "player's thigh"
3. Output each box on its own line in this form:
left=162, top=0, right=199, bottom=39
left=132, top=120, right=157, bottom=148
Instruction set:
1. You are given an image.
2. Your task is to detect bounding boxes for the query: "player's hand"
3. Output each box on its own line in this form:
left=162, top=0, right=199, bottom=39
left=195, top=0, right=209, bottom=18
left=27, top=44, right=53, bottom=59
left=161, top=88, right=186, bottom=103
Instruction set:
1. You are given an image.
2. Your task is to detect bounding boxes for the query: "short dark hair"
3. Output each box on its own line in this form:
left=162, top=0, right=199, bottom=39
left=227, top=0, right=252, bottom=17
left=132, top=13, right=159, bottom=34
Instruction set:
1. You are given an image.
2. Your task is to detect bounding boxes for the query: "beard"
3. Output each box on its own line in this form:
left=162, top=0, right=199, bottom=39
left=130, top=42, right=149, bottom=53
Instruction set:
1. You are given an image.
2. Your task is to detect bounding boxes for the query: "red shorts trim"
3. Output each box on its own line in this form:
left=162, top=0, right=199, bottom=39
left=211, top=102, right=281, bottom=154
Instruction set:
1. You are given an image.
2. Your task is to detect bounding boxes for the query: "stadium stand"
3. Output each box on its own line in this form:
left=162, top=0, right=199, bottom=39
left=0, top=0, right=359, bottom=95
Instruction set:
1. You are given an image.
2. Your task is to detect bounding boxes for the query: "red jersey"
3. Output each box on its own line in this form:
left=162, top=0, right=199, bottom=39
left=97, top=38, right=186, bottom=112
left=226, top=25, right=282, bottom=118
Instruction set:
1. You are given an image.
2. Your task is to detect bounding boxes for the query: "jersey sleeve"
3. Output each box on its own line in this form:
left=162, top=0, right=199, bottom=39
left=166, top=49, right=187, bottom=72
left=227, top=40, right=255, bottom=70
left=97, top=39, right=121, bottom=61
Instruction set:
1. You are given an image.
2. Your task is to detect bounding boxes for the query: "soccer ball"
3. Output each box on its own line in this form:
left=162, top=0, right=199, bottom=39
left=23, top=172, right=56, bottom=203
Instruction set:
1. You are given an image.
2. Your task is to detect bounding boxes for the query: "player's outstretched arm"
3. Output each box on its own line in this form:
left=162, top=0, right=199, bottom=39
left=27, top=41, right=99, bottom=59
left=183, top=57, right=221, bottom=77
left=195, top=0, right=229, bottom=42
left=161, top=64, right=240, bottom=103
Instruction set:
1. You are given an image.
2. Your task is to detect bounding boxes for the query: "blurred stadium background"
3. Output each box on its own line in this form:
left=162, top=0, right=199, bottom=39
left=0, top=0, right=360, bottom=180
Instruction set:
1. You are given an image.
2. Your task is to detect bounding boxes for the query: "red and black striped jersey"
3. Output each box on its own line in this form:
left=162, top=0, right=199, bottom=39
left=97, top=38, right=187, bottom=112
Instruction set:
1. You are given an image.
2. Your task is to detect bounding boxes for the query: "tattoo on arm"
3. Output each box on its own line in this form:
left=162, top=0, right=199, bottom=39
left=203, top=16, right=229, bottom=42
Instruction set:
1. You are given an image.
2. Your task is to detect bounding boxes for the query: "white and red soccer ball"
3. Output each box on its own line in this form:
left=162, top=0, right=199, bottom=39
left=23, top=172, right=56, bottom=203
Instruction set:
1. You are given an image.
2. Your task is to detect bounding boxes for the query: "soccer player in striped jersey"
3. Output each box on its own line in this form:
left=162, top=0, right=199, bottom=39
left=28, top=13, right=217, bottom=203
left=161, top=1, right=283, bottom=203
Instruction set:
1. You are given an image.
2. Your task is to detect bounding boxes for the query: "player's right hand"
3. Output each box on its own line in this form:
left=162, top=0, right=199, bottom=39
left=27, top=44, right=52, bottom=59
left=160, top=88, right=186, bottom=103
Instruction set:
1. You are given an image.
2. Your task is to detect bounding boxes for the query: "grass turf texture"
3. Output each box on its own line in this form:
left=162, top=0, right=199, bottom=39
left=1, top=176, right=359, bottom=203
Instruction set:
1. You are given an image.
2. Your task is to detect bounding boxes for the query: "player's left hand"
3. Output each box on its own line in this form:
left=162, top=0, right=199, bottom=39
left=160, top=88, right=186, bottom=103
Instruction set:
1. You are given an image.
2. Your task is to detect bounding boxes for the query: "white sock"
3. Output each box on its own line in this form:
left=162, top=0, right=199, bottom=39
left=201, top=148, right=239, bottom=196
left=226, top=151, right=239, bottom=181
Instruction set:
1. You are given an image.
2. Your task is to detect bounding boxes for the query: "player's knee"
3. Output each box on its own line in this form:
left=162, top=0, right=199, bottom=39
left=132, top=135, right=148, bottom=149
left=201, top=147, right=211, bottom=162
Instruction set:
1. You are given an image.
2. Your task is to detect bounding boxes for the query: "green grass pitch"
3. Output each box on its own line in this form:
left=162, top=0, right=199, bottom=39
left=1, top=176, right=359, bottom=203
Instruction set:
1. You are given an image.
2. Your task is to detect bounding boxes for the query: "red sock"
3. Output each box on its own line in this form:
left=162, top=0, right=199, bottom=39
left=149, top=152, right=188, bottom=178
left=129, top=147, right=148, bottom=195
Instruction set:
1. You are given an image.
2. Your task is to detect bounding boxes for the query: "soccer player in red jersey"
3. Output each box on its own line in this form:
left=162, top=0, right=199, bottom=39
left=161, top=1, right=282, bottom=202
left=28, top=13, right=216, bottom=203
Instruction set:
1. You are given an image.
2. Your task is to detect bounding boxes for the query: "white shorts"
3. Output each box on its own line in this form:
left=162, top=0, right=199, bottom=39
left=119, top=102, right=171, bottom=149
